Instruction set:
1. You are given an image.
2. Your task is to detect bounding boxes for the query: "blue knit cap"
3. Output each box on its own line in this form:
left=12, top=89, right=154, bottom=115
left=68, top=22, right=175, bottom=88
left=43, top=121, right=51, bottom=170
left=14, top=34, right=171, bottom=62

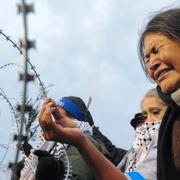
left=58, top=96, right=86, bottom=122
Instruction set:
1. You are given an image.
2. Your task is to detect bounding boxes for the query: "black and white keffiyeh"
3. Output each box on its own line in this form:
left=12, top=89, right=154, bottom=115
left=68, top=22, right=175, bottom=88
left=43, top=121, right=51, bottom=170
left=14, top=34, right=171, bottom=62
left=20, top=119, right=92, bottom=180
left=73, top=119, right=92, bottom=135
left=125, top=121, right=161, bottom=172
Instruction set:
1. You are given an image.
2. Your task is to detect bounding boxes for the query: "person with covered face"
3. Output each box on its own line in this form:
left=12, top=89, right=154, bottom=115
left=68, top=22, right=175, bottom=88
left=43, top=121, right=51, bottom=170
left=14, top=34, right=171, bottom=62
left=118, top=88, right=167, bottom=179
left=38, top=7, right=180, bottom=180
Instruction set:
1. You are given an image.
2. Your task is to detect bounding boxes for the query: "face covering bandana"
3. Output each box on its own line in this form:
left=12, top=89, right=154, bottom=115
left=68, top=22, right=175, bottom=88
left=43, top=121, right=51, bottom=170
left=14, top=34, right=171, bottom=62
left=125, top=121, right=161, bottom=172
left=73, top=119, right=92, bottom=135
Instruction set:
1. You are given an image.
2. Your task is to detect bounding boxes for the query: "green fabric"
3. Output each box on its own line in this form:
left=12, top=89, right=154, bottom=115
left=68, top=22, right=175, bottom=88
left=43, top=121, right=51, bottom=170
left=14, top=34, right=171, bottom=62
left=61, top=134, right=111, bottom=180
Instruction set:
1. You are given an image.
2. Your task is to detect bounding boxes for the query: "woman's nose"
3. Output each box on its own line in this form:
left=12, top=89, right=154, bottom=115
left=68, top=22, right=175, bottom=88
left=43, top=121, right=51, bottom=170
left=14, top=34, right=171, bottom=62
left=147, top=55, right=161, bottom=71
left=146, top=114, right=153, bottom=122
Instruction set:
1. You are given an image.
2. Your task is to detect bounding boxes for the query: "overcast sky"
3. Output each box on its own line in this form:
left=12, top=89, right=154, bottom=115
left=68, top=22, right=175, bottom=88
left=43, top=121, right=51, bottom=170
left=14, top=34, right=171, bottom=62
left=0, top=0, right=180, bottom=178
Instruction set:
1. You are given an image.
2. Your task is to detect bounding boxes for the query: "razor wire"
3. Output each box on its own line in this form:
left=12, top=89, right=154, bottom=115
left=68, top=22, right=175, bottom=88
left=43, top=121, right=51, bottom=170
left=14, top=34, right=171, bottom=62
left=0, top=30, right=72, bottom=180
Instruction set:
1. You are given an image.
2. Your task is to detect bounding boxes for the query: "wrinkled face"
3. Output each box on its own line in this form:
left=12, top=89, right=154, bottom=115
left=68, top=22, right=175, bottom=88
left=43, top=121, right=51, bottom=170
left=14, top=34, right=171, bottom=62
left=142, top=97, right=167, bottom=122
left=144, top=33, right=180, bottom=93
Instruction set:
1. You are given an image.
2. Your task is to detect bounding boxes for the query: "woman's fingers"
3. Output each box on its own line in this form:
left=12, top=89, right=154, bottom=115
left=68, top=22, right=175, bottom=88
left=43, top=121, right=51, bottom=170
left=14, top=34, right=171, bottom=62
left=39, top=98, right=52, bottom=119
left=39, top=101, right=57, bottom=126
left=39, top=97, right=57, bottom=115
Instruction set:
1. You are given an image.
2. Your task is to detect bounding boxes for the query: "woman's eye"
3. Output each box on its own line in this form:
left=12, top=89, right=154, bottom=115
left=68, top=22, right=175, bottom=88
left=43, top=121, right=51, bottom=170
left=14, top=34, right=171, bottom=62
left=152, top=110, right=160, bottom=115
left=153, top=45, right=164, bottom=54
left=144, top=54, right=150, bottom=65
left=152, top=47, right=158, bottom=53
left=145, top=59, right=149, bottom=65
left=144, top=46, right=162, bottom=64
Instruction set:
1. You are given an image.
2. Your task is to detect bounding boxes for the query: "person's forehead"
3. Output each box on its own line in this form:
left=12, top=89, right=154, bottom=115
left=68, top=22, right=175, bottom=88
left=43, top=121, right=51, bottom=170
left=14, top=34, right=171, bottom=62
left=144, top=33, right=169, bottom=52
left=142, top=97, right=165, bottom=109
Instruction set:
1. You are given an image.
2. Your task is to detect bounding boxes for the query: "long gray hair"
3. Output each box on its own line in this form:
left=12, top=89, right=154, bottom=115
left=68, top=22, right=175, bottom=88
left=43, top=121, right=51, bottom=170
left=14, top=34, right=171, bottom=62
left=138, top=8, right=180, bottom=78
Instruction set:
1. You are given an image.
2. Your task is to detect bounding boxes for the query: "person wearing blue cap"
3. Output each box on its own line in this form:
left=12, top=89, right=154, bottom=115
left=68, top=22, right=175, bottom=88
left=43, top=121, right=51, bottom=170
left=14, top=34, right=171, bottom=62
left=57, top=96, right=127, bottom=166
left=56, top=96, right=94, bottom=134
left=34, top=96, right=112, bottom=180
left=58, top=96, right=91, bottom=122
left=16, top=96, right=111, bottom=180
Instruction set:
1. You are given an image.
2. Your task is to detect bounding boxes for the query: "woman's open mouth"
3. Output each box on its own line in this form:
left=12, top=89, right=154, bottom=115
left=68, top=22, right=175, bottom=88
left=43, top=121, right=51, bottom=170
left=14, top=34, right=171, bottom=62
left=155, top=67, right=173, bottom=81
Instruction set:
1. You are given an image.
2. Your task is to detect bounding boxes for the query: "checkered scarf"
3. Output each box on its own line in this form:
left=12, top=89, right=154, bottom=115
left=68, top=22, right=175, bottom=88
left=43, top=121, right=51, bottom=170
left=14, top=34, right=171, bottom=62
left=126, top=121, right=161, bottom=172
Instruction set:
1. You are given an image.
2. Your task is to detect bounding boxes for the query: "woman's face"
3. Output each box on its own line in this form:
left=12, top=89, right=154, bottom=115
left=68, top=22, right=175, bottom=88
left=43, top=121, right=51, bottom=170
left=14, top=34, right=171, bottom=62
left=142, top=96, right=167, bottom=122
left=144, top=33, right=180, bottom=94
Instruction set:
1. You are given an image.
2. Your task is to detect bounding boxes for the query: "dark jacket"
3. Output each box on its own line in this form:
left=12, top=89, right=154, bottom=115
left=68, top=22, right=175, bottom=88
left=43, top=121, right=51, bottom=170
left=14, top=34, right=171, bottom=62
left=92, top=126, right=127, bottom=166
left=157, top=87, right=180, bottom=180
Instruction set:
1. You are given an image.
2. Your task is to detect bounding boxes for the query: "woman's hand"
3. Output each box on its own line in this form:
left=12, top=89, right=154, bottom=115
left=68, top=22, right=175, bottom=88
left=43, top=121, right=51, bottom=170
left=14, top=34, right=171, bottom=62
left=39, top=97, right=85, bottom=147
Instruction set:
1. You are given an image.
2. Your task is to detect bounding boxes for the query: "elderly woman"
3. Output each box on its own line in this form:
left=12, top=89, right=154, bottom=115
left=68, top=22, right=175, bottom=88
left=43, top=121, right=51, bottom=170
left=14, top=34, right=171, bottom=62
left=138, top=8, right=180, bottom=180
left=118, top=88, right=167, bottom=180
left=39, top=8, right=180, bottom=180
